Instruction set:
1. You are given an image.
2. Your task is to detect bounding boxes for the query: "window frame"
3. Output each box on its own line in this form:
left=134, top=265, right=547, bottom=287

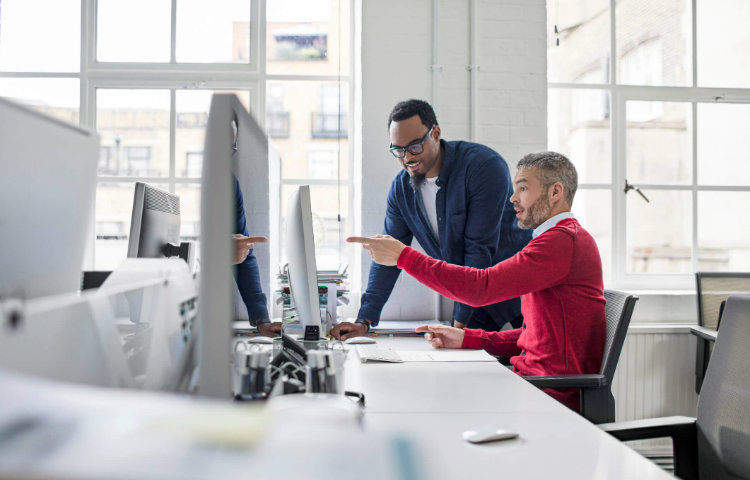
left=0, top=0, right=356, bottom=277
left=548, top=0, right=750, bottom=290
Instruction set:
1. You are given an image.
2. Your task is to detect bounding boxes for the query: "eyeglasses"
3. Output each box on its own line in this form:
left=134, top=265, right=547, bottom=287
left=389, top=126, right=434, bottom=159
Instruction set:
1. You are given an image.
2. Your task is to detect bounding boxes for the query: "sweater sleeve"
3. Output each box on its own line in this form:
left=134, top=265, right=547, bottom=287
left=396, top=229, right=573, bottom=307
left=462, top=328, right=522, bottom=357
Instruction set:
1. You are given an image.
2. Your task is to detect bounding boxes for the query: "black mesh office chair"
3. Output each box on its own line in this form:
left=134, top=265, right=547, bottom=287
left=693, top=272, right=750, bottom=394
left=601, top=295, right=750, bottom=480
left=525, top=289, right=638, bottom=424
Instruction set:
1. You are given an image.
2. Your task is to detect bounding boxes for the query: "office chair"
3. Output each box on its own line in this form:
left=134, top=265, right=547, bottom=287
left=601, top=295, right=750, bottom=480
left=525, top=289, right=637, bottom=424
left=693, top=272, right=750, bottom=394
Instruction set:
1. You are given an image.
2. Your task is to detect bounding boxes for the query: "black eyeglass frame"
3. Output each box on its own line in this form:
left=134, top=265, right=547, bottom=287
left=388, top=125, right=435, bottom=159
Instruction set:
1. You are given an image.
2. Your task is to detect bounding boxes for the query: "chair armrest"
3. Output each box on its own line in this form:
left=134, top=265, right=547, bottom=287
left=600, top=416, right=698, bottom=480
left=525, top=374, right=607, bottom=389
left=600, top=415, right=696, bottom=441
left=690, top=326, right=718, bottom=342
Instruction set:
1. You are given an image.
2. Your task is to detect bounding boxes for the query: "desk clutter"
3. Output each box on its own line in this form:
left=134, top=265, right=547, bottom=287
left=233, top=334, right=364, bottom=407
left=0, top=370, right=422, bottom=480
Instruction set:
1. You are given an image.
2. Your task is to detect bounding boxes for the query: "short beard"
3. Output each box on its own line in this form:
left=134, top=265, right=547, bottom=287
left=518, top=193, right=552, bottom=230
left=409, top=172, right=426, bottom=189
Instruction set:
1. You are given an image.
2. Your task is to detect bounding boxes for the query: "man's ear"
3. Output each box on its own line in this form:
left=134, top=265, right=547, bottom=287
left=433, top=125, right=441, bottom=141
left=550, top=182, right=564, bottom=204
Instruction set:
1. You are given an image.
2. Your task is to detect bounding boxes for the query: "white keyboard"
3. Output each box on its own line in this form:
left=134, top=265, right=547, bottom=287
left=355, top=344, right=404, bottom=363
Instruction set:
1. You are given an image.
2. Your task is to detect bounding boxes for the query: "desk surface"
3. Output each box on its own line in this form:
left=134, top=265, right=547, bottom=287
left=0, top=336, right=672, bottom=479
left=350, top=336, right=672, bottom=479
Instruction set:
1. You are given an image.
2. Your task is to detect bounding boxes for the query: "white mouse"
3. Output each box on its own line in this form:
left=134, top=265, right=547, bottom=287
left=343, top=336, right=377, bottom=345
left=462, top=427, right=518, bottom=444
left=246, top=336, right=274, bottom=344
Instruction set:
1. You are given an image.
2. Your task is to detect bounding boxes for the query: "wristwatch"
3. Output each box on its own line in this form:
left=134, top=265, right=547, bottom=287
left=355, top=318, right=371, bottom=332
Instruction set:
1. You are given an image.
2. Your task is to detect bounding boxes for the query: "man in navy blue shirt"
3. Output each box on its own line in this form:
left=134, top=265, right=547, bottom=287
left=331, top=99, right=531, bottom=339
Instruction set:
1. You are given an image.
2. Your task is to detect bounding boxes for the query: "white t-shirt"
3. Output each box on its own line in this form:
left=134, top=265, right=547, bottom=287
left=419, top=176, right=440, bottom=242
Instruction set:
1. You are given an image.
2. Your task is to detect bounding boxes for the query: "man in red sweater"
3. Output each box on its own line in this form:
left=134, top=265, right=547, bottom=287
left=348, top=151, right=605, bottom=411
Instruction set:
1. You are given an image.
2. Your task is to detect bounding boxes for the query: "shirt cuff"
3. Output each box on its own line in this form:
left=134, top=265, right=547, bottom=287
left=461, top=328, right=485, bottom=350
left=396, top=246, right=420, bottom=271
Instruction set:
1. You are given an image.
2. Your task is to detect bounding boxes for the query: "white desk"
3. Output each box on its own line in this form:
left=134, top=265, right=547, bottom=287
left=349, top=336, right=672, bottom=479
left=0, top=336, right=672, bottom=479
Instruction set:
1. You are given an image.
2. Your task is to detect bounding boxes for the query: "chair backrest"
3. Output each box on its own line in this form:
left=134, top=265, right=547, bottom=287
left=601, top=290, right=638, bottom=381
left=696, top=295, right=750, bottom=479
left=696, top=272, right=750, bottom=330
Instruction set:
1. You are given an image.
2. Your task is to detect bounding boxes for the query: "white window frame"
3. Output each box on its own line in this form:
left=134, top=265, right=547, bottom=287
left=0, top=0, right=356, bottom=274
left=549, top=0, right=750, bottom=290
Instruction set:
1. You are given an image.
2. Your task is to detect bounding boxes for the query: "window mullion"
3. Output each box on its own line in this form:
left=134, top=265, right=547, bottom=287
left=169, top=89, right=176, bottom=193
left=691, top=101, right=699, bottom=272
left=612, top=87, right=627, bottom=287
left=170, top=0, right=177, bottom=64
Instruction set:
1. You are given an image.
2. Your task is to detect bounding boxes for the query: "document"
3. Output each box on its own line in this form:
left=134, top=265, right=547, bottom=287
left=371, top=319, right=448, bottom=335
left=397, top=349, right=496, bottom=362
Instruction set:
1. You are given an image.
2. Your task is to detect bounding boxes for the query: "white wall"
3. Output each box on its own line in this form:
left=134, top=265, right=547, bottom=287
left=359, top=0, right=547, bottom=321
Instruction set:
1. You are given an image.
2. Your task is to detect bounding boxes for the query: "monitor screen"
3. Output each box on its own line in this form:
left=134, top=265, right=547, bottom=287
left=0, top=97, right=99, bottom=299
left=127, top=182, right=181, bottom=259
left=284, top=185, right=322, bottom=336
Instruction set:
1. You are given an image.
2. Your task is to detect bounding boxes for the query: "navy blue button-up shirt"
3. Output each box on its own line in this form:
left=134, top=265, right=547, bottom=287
left=358, top=140, right=531, bottom=326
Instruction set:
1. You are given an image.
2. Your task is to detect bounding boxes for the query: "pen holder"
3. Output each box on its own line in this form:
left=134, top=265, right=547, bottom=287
left=306, top=350, right=339, bottom=394
left=234, top=349, right=271, bottom=396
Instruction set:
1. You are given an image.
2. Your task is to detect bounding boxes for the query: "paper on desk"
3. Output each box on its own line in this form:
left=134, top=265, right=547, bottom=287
left=397, top=349, right=496, bottom=362
left=371, top=319, right=447, bottom=334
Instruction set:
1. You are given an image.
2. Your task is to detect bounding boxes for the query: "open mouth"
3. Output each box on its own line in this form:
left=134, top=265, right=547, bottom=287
left=405, top=161, right=421, bottom=171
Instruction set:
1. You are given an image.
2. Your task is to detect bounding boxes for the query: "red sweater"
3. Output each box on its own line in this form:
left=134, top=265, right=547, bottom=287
left=397, top=218, right=605, bottom=411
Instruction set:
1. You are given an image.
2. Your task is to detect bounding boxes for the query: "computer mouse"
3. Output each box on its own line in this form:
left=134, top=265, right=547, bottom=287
left=462, top=427, right=518, bottom=444
left=246, top=336, right=274, bottom=344
left=343, top=336, right=376, bottom=345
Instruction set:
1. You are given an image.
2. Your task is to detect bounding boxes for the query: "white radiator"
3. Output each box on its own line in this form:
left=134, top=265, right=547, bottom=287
left=611, top=325, right=699, bottom=452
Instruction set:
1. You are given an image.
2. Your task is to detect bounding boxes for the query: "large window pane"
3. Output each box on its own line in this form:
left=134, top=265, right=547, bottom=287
left=0, top=0, right=80, bottom=72
left=697, top=192, right=750, bottom=271
left=95, top=183, right=135, bottom=269
left=97, top=0, right=170, bottom=63
left=266, top=0, right=350, bottom=76
left=175, top=184, right=201, bottom=247
left=627, top=190, right=692, bottom=273
left=281, top=184, right=348, bottom=270
left=616, top=0, right=691, bottom=86
left=572, top=189, right=612, bottom=283
left=0, top=78, right=79, bottom=124
left=697, top=103, right=750, bottom=186
left=175, top=90, right=251, bottom=178
left=697, top=0, right=750, bottom=88
left=547, top=0, right=609, bottom=84
left=176, top=0, right=251, bottom=63
left=96, top=89, right=170, bottom=177
left=548, top=88, right=611, bottom=183
left=268, top=80, right=349, bottom=179
left=626, top=101, right=691, bottom=185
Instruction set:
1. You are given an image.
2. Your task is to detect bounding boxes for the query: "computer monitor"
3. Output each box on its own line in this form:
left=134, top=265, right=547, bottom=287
left=0, top=96, right=99, bottom=299
left=285, top=185, right=322, bottom=337
left=127, top=182, right=182, bottom=259
left=198, top=93, right=272, bottom=398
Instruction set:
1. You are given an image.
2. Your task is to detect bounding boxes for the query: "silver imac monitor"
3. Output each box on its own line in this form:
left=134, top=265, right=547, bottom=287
left=0, top=96, right=99, bottom=299
left=127, top=182, right=182, bottom=259
left=198, top=93, right=271, bottom=398
left=284, top=185, right=322, bottom=337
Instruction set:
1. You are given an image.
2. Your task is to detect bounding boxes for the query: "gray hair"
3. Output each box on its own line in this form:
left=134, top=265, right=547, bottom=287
left=517, top=151, right=578, bottom=205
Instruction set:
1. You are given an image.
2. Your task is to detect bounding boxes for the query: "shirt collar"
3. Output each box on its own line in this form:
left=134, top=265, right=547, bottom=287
left=532, top=211, right=575, bottom=238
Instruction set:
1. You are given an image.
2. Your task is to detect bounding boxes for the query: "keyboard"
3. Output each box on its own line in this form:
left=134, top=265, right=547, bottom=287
left=355, top=344, right=404, bottom=363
